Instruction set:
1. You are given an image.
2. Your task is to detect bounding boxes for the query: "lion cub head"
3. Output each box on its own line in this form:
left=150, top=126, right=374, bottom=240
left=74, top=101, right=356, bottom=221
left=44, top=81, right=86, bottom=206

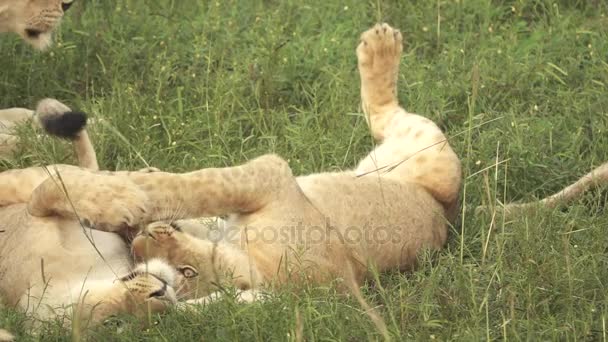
left=132, top=222, right=221, bottom=299
left=0, top=0, right=74, bottom=50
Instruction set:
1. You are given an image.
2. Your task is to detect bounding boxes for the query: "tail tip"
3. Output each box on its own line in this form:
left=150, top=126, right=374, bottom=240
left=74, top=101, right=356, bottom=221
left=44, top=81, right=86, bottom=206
left=36, top=99, right=88, bottom=139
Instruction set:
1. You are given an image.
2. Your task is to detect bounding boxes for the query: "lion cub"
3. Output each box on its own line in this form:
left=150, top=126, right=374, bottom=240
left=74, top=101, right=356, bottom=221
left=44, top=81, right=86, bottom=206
left=0, top=99, right=178, bottom=327
left=131, top=23, right=462, bottom=304
left=0, top=0, right=74, bottom=50
left=1, top=0, right=77, bottom=157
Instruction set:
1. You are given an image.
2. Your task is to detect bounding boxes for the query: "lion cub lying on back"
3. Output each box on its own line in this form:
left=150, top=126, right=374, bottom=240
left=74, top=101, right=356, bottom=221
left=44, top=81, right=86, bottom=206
left=0, top=100, right=181, bottom=327
left=131, top=23, right=462, bottom=304
left=3, top=24, right=456, bottom=328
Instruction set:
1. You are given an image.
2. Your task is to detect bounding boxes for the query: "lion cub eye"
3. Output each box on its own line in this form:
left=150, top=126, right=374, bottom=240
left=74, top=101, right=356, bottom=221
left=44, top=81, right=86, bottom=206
left=178, top=265, right=199, bottom=279
left=61, top=0, right=74, bottom=11
left=169, top=222, right=183, bottom=232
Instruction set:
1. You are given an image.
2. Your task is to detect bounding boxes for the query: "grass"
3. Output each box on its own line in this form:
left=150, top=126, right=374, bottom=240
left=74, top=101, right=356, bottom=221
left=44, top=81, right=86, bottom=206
left=1, top=0, right=608, bottom=340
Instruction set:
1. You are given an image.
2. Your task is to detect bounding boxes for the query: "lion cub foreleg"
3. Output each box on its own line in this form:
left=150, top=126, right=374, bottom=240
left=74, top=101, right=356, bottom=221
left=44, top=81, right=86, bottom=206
left=180, top=289, right=264, bottom=309
left=27, top=169, right=149, bottom=231
left=127, top=154, right=301, bottom=220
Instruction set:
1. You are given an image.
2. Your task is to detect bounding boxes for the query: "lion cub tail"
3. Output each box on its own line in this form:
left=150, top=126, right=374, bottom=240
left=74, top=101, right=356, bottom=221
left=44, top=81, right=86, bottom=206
left=476, top=162, right=608, bottom=217
left=36, top=99, right=99, bottom=171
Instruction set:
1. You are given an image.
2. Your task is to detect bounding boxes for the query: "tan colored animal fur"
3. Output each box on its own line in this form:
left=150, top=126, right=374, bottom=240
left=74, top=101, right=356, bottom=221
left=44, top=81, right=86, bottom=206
left=0, top=108, right=35, bottom=157
left=130, top=23, right=462, bottom=304
left=0, top=328, right=13, bottom=342
left=1, top=23, right=605, bottom=331
left=0, top=0, right=73, bottom=50
left=0, top=101, right=99, bottom=165
left=0, top=0, right=75, bottom=158
left=477, top=161, right=608, bottom=216
left=131, top=23, right=608, bottom=306
left=0, top=99, right=178, bottom=327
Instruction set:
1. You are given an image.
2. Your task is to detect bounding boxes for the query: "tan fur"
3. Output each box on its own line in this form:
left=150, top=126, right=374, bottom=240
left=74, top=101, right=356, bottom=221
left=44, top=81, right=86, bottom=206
left=477, top=161, right=608, bottom=216
left=36, top=98, right=99, bottom=170
left=0, top=0, right=75, bottom=156
left=0, top=328, right=13, bottom=342
left=130, top=24, right=608, bottom=306
left=2, top=23, right=602, bottom=329
left=0, top=108, right=35, bottom=158
left=0, top=0, right=73, bottom=50
left=0, top=100, right=178, bottom=327
left=129, top=23, right=462, bottom=303
left=0, top=101, right=100, bottom=167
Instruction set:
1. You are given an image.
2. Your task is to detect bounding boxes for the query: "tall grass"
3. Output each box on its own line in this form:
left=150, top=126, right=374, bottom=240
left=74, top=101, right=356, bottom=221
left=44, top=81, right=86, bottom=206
left=1, top=0, right=607, bottom=340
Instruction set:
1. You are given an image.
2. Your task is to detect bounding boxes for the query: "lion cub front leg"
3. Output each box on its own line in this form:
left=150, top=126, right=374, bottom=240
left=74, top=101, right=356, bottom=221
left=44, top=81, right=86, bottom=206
left=180, top=289, right=265, bottom=309
left=27, top=169, right=149, bottom=231
left=128, top=154, right=303, bottom=220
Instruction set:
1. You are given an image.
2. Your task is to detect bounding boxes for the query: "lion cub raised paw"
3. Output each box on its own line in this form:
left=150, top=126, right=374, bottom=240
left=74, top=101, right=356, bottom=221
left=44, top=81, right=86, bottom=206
left=357, top=23, right=403, bottom=79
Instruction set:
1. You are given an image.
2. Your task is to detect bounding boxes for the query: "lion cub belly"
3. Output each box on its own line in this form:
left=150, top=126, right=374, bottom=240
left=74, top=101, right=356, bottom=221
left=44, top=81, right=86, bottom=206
left=228, top=172, right=448, bottom=283
left=295, top=172, right=448, bottom=271
left=0, top=206, right=130, bottom=305
left=38, top=219, right=132, bottom=282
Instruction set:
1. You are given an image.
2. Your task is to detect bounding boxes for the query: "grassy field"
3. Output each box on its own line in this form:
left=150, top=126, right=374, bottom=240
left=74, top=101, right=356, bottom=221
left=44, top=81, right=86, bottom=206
left=1, top=0, right=608, bottom=340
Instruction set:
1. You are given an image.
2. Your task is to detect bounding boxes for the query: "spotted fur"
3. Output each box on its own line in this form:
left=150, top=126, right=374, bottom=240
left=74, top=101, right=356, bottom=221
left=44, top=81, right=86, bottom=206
left=0, top=99, right=177, bottom=328
left=130, top=23, right=462, bottom=305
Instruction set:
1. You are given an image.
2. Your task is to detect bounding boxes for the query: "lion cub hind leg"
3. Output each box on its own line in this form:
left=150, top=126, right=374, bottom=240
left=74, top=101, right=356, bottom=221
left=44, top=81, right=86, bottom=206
left=355, top=23, right=461, bottom=218
left=357, top=23, right=403, bottom=140
left=27, top=169, right=148, bottom=231
left=0, top=165, right=81, bottom=207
